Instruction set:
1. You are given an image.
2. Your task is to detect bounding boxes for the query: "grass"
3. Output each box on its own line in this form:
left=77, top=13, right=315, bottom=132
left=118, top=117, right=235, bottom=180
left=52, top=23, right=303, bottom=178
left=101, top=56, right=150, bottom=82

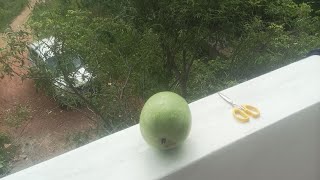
left=0, top=133, right=16, bottom=177
left=5, top=104, right=31, bottom=127
left=67, top=131, right=91, bottom=148
left=66, top=128, right=104, bottom=148
left=0, top=0, right=29, bottom=31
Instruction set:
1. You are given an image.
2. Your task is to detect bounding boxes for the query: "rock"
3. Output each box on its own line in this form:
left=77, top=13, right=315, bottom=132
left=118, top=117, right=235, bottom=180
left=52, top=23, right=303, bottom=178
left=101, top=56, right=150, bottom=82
left=13, top=157, right=19, bottom=162
left=19, top=154, right=27, bottom=160
left=4, top=144, right=11, bottom=149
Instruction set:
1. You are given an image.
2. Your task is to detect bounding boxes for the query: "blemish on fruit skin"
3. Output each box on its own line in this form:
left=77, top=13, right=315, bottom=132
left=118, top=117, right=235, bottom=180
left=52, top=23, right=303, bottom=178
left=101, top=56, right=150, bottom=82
left=161, top=138, right=166, bottom=144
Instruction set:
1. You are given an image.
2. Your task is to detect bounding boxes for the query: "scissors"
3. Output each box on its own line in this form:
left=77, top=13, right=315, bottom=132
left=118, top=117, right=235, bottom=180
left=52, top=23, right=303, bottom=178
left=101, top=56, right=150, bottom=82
left=218, top=92, right=260, bottom=123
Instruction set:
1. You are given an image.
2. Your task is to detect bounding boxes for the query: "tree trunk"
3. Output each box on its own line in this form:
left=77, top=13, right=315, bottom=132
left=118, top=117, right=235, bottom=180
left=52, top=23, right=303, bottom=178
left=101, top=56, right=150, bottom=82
left=180, top=49, right=188, bottom=97
left=180, top=75, right=188, bottom=98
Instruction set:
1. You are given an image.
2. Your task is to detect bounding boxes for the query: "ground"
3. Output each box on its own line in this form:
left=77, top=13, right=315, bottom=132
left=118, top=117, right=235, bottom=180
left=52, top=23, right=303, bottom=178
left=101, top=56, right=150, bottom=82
left=0, top=0, right=100, bottom=175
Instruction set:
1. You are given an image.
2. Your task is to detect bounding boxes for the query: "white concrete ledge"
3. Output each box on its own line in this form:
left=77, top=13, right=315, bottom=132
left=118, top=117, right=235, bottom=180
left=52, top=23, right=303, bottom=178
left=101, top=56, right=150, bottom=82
left=3, top=56, right=320, bottom=180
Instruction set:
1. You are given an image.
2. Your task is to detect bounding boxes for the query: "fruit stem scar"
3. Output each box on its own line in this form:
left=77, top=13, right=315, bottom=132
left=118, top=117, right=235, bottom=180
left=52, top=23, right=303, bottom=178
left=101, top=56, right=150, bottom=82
left=161, top=138, right=166, bottom=144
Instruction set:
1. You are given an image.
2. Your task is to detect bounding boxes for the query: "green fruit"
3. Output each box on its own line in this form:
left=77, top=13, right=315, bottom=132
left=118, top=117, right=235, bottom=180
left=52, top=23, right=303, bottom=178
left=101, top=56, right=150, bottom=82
left=139, top=91, right=192, bottom=150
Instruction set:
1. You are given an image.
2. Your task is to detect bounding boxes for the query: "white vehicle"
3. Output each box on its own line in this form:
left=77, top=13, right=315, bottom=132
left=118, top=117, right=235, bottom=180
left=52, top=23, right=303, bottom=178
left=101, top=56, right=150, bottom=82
left=27, top=37, right=92, bottom=90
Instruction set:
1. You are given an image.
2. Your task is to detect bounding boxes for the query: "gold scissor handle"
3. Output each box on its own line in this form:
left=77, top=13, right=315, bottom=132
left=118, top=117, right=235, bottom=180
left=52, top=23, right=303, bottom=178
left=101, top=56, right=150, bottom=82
left=232, top=108, right=250, bottom=123
left=242, top=104, right=260, bottom=118
left=232, top=104, right=260, bottom=123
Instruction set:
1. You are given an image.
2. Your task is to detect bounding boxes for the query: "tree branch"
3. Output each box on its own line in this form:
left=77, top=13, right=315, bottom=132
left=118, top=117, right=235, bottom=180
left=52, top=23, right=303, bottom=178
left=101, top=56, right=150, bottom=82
left=119, top=66, right=132, bottom=100
left=186, top=55, right=195, bottom=80
left=182, top=49, right=187, bottom=75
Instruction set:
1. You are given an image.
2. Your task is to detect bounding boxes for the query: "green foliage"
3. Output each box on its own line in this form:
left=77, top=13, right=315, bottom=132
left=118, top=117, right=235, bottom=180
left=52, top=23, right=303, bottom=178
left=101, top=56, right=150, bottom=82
left=227, top=1, right=320, bottom=79
left=0, top=133, right=15, bottom=177
left=0, top=0, right=28, bottom=31
left=4, top=104, right=31, bottom=127
left=132, top=0, right=215, bottom=97
left=131, top=0, right=320, bottom=98
left=28, top=4, right=167, bottom=129
left=187, top=0, right=320, bottom=101
left=294, top=1, right=320, bottom=12
left=20, top=0, right=320, bottom=131
left=188, top=58, right=238, bottom=101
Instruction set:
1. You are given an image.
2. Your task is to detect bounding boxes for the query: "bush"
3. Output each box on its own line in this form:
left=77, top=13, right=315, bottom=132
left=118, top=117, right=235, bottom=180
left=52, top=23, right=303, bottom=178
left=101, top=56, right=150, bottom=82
left=0, top=133, right=15, bottom=178
left=188, top=58, right=238, bottom=101
left=0, top=0, right=28, bottom=31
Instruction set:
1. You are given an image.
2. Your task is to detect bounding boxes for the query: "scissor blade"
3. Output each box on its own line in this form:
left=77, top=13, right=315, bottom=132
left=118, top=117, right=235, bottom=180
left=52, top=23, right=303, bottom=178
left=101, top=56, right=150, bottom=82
left=218, top=92, right=234, bottom=105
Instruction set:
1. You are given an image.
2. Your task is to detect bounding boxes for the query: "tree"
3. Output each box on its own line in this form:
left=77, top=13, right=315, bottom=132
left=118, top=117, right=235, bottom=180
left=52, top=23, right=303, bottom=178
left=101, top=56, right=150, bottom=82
left=187, top=0, right=320, bottom=100
left=131, top=0, right=317, bottom=96
left=132, top=0, right=215, bottom=97
left=31, top=0, right=320, bottom=101
left=294, top=0, right=320, bottom=11
left=28, top=4, right=167, bottom=130
left=8, top=0, right=319, bottom=130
